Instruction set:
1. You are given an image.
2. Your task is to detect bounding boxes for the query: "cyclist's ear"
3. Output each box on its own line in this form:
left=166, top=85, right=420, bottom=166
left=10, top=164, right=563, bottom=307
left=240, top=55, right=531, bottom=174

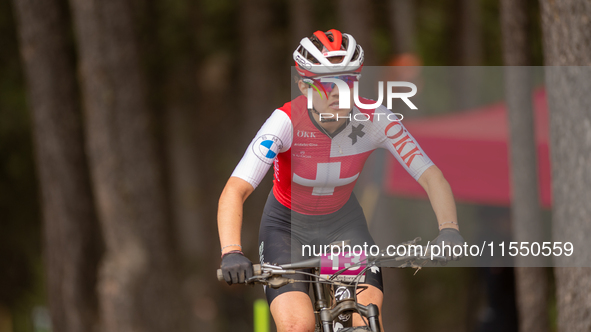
left=297, top=79, right=308, bottom=96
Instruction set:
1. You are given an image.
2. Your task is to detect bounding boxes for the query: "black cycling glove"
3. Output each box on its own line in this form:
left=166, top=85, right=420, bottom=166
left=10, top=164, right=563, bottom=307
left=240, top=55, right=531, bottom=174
left=433, top=228, right=465, bottom=261
left=221, top=252, right=254, bottom=285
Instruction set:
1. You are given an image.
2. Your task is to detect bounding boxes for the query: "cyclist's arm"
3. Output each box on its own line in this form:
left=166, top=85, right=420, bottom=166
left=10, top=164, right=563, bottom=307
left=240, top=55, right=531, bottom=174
left=374, top=106, right=458, bottom=230
left=217, top=109, right=292, bottom=255
left=417, top=165, right=459, bottom=230
left=376, top=106, right=434, bottom=181
left=218, top=177, right=255, bottom=254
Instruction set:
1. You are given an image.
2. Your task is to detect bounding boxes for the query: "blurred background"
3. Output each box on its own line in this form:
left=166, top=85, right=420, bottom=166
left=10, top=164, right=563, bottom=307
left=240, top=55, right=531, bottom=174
left=1, top=0, right=590, bottom=331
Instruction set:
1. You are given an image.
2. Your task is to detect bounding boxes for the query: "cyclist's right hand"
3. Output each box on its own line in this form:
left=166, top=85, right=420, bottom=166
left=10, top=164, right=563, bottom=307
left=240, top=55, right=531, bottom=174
left=220, top=251, right=254, bottom=285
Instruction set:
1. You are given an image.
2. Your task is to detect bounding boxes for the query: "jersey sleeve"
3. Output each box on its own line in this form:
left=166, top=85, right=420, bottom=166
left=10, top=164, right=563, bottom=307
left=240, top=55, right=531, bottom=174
left=231, top=109, right=292, bottom=188
left=373, top=106, right=434, bottom=181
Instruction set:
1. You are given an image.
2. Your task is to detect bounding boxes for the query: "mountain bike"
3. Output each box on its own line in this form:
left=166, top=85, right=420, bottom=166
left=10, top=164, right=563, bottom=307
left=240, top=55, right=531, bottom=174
left=217, top=237, right=446, bottom=332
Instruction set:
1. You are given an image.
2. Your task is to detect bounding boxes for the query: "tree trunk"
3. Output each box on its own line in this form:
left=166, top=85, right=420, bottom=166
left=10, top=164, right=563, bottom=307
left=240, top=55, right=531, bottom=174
left=451, top=0, right=483, bottom=111
left=540, top=1, right=591, bottom=331
left=288, top=0, right=313, bottom=49
left=541, top=0, right=591, bottom=66
left=145, top=2, right=225, bottom=329
left=388, top=0, right=416, bottom=54
left=500, top=0, right=549, bottom=331
left=68, top=0, right=189, bottom=330
left=237, top=0, right=276, bottom=260
left=455, top=0, right=482, bottom=66
left=12, top=0, right=103, bottom=331
left=239, top=0, right=276, bottom=134
left=338, top=0, right=375, bottom=64
left=0, top=305, right=12, bottom=332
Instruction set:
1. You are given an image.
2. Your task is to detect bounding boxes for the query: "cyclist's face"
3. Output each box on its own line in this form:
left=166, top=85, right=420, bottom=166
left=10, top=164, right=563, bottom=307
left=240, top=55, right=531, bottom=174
left=298, top=75, right=356, bottom=116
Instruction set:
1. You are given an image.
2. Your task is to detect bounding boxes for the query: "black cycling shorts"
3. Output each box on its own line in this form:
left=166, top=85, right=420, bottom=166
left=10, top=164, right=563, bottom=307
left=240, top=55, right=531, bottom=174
left=258, top=190, right=384, bottom=305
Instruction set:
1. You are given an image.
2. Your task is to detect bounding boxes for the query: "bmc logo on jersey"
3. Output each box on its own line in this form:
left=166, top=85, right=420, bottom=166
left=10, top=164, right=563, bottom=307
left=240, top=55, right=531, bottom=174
left=253, top=134, right=283, bottom=164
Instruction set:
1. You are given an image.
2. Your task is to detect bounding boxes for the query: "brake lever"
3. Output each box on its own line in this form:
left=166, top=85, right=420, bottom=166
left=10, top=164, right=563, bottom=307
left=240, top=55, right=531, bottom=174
left=267, top=277, right=293, bottom=289
left=400, top=237, right=422, bottom=246
left=246, top=275, right=269, bottom=284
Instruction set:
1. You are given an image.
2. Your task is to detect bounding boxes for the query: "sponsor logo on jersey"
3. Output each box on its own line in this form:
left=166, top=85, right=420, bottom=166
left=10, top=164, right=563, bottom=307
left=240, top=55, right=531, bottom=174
left=273, top=158, right=281, bottom=181
left=384, top=122, right=423, bottom=167
left=292, top=150, right=311, bottom=159
left=348, top=124, right=365, bottom=145
left=253, top=134, right=283, bottom=164
left=296, top=130, right=317, bottom=138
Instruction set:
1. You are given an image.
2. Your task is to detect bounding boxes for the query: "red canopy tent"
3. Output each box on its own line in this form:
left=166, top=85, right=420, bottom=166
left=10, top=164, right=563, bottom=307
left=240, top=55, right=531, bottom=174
left=385, top=89, right=552, bottom=207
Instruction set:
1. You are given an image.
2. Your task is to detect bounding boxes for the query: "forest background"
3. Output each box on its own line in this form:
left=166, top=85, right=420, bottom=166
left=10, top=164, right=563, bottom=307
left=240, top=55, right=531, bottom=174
left=0, top=0, right=590, bottom=331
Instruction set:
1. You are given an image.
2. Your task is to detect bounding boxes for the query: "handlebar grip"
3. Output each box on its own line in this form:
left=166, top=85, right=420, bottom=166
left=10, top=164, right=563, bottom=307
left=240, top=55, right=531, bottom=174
left=216, top=264, right=263, bottom=282
left=253, top=264, right=261, bottom=276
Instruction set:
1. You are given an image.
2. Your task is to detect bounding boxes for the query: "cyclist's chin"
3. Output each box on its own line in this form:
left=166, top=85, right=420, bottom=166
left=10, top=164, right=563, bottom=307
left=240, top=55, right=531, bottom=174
left=316, top=105, right=353, bottom=115
left=329, top=105, right=352, bottom=112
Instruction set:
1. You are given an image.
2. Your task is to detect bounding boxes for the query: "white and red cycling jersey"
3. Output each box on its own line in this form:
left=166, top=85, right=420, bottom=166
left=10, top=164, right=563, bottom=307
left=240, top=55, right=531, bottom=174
left=232, top=95, right=434, bottom=215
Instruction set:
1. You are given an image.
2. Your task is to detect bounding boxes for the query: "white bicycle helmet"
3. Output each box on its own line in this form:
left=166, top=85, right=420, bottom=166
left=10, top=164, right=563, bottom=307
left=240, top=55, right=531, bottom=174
left=293, top=29, right=364, bottom=77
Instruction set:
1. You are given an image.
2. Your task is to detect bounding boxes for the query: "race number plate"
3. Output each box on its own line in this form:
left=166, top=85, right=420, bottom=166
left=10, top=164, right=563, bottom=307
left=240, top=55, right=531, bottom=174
left=320, top=252, right=366, bottom=282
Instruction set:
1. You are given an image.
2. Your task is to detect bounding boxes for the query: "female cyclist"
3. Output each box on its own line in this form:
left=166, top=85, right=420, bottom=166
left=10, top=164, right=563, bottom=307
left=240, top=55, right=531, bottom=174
left=218, top=29, right=464, bottom=332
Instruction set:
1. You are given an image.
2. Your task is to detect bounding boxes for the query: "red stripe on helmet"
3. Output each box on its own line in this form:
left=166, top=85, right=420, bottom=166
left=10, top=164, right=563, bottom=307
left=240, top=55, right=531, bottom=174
left=313, top=30, right=342, bottom=52
left=327, top=29, right=343, bottom=48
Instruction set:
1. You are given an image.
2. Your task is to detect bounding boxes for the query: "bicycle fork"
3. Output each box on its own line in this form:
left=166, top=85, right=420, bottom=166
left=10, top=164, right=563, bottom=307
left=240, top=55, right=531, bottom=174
left=319, top=302, right=380, bottom=332
left=312, top=278, right=381, bottom=332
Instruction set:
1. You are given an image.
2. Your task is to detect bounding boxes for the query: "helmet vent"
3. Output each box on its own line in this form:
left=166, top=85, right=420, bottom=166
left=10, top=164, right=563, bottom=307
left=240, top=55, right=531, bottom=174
left=352, top=47, right=360, bottom=61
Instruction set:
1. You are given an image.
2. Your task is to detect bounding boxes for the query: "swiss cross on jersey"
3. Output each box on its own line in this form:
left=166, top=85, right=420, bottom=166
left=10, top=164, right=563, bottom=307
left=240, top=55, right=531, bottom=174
left=282, top=101, right=376, bottom=214
left=271, top=95, right=433, bottom=215
left=293, top=162, right=359, bottom=196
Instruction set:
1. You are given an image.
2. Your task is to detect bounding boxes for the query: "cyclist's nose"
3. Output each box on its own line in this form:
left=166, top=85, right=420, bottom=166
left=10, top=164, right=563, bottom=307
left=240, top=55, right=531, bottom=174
left=328, top=85, right=340, bottom=98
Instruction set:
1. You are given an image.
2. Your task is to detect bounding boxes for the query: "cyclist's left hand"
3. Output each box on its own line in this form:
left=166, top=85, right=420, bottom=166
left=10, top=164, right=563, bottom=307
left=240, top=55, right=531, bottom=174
left=432, top=228, right=465, bottom=261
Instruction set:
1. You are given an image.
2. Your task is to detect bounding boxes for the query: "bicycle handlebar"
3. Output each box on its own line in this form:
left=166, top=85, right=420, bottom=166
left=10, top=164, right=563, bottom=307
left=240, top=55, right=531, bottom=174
left=217, top=241, right=449, bottom=283
left=217, top=264, right=263, bottom=282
